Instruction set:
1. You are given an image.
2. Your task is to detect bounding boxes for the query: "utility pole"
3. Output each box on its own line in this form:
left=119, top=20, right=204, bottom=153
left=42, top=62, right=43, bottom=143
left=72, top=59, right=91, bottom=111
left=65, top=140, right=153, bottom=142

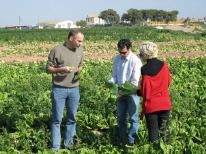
left=18, top=16, right=21, bottom=30
left=19, top=16, right=21, bottom=26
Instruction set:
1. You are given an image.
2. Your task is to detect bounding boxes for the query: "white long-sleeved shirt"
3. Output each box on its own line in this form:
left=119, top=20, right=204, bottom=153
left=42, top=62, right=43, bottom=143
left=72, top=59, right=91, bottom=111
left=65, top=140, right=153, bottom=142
left=112, top=51, right=142, bottom=86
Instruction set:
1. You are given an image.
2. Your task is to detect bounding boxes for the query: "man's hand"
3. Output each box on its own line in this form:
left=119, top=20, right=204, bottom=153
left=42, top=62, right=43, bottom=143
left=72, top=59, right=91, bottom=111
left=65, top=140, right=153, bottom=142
left=66, top=66, right=81, bottom=72
left=47, top=66, right=70, bottom=74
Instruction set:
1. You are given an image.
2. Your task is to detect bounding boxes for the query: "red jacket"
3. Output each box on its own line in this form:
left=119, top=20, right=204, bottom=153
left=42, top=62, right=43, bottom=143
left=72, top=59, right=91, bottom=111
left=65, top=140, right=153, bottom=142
left=141, top=63, right=172, bottom=114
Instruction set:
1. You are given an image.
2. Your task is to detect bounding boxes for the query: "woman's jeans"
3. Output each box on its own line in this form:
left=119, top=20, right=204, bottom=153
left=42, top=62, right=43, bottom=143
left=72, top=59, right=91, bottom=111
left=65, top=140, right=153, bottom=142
left=51, top=85, right=80, bottom=150
left=117, top=95, right=139, bottom=144
left=145, top=110, right=171, bottom=143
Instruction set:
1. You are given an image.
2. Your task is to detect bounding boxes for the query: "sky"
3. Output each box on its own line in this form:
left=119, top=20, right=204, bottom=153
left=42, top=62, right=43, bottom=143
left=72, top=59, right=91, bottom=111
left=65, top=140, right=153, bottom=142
left=0, top=0, right=205, bottom=27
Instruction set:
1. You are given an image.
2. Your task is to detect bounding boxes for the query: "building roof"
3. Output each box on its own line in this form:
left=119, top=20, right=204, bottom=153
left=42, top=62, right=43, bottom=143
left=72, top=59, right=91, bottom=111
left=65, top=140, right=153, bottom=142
left=37, top=20, right=74, bottom=26
left=86, top=14, right=100, bottom=18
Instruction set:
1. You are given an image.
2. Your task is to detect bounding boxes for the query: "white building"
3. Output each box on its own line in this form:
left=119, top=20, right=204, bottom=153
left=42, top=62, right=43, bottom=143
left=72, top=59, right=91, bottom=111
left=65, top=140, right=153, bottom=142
left=86, top=14, right=106, bottom=26
left=36, top=20, right=78, bottom=29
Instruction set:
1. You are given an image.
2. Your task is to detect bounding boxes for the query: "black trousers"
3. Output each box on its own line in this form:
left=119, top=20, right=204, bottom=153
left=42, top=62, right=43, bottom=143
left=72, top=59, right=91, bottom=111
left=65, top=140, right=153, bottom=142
left=145, top=110, right=171, bottom=143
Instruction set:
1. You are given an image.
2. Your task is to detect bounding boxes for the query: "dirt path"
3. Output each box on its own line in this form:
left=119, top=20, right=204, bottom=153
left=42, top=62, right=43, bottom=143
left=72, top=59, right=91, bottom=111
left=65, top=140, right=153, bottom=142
left=0, top=51, right=205, bottom=63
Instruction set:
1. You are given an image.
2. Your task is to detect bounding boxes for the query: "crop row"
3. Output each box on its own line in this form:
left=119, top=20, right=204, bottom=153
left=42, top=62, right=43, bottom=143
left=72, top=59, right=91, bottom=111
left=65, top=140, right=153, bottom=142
left=1, top=27, right=206, bottom=43
left=0, top=58, right=205, bottom=153
left=0, top=40, right=206, bottom=58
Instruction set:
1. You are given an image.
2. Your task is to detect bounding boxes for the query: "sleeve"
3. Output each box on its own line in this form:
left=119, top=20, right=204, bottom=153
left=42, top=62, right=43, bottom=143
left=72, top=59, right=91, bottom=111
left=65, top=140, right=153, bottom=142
left=112, top=57, right=117, bottom=84
left=130, top=58, right=142, bottom=86
left=141, top=75, right=151, bottom=113
left=78, top=52, right=84, bottom=68
left=168, top=71, right=172, bottom=86
left=46, top=48, right=56, bottom=72
left=165, top=63, right=172, bottom=86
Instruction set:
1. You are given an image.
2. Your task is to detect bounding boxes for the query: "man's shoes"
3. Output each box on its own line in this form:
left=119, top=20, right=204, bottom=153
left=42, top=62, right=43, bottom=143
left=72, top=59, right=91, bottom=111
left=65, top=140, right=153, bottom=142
left=64, top=144, right=74, bottom=150
left=125, top=142, right=134, bottom=148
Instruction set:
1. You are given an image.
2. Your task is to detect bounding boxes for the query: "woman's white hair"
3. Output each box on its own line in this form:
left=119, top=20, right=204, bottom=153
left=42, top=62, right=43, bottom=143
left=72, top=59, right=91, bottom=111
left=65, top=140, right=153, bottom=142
left=139, top=41, right=158, bottom=59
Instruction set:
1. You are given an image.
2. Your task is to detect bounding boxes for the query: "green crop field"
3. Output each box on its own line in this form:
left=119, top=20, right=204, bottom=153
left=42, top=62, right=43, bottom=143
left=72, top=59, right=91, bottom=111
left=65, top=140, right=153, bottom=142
left=0, top=27, right=205, bottom=153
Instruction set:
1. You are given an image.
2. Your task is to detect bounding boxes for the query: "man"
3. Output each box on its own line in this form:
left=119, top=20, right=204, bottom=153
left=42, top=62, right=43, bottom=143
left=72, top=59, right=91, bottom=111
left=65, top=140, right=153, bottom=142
left=46, top=29, right=84, bottom=150
left=112, top=39, right=142, bottom=146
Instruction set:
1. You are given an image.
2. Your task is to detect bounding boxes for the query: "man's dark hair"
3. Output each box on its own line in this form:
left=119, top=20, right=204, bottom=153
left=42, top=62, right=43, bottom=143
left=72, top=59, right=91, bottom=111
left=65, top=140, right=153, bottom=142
left=117, top=39, right=132, bottom=50
left=68, top=29, right=83, bottom=39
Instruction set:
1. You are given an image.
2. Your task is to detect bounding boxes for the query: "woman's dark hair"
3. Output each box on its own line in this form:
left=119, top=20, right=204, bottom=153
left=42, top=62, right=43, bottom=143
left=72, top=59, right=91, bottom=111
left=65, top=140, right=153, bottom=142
left=68, top=29, right=83, bottom=39
left=117, top=39, right=132, bottom=50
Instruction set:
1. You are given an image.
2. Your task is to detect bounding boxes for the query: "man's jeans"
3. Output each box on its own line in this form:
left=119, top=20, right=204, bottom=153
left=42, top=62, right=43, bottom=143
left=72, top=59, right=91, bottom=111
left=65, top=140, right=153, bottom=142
left=51, top=85, right=80, bottom=150
left=117, top=95, right=139, bottom=144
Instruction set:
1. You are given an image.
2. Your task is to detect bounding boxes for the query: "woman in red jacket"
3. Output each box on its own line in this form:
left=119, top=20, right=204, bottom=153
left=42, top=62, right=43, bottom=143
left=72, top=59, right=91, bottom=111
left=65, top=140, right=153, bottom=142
left=137, top=41, right=172, bottom=144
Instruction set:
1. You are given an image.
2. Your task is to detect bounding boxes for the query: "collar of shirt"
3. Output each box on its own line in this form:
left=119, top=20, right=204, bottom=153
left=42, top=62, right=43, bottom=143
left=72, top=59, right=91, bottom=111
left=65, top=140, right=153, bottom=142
left=64, top=42, right=76, bottom=51
left=120, top=51, right=132, bottom=60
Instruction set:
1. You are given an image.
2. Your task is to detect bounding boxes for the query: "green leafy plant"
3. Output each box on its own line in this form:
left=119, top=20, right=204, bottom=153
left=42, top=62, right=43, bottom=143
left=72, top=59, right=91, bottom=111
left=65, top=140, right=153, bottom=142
left=118, top=81, right=137, bottom=96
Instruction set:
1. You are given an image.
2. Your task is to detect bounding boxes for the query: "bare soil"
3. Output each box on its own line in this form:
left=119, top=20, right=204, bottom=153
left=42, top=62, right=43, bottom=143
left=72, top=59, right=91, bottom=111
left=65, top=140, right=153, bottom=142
left=163, top=25, right=195, bottom=33
left=0, top=51, right=205, bottom=63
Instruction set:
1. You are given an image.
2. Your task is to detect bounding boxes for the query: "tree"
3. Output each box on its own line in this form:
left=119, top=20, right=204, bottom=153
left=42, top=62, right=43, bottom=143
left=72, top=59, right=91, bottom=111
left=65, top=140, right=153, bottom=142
left=142, top=9, right=154, bottom=21
left=127, top=9, right=143, bottom=25
left=99, top=9, right=120, bottom=25
left=170, top=10, right=178, bottom=21
left=155, top=10, right=167, bottom=21
left=140, top=9, right=179, bottom=22
left=76, top=20, right=87, bottom=27
left=121, top=13, right=130, bottom=22
left=164, top=10, right=178, bottom=22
